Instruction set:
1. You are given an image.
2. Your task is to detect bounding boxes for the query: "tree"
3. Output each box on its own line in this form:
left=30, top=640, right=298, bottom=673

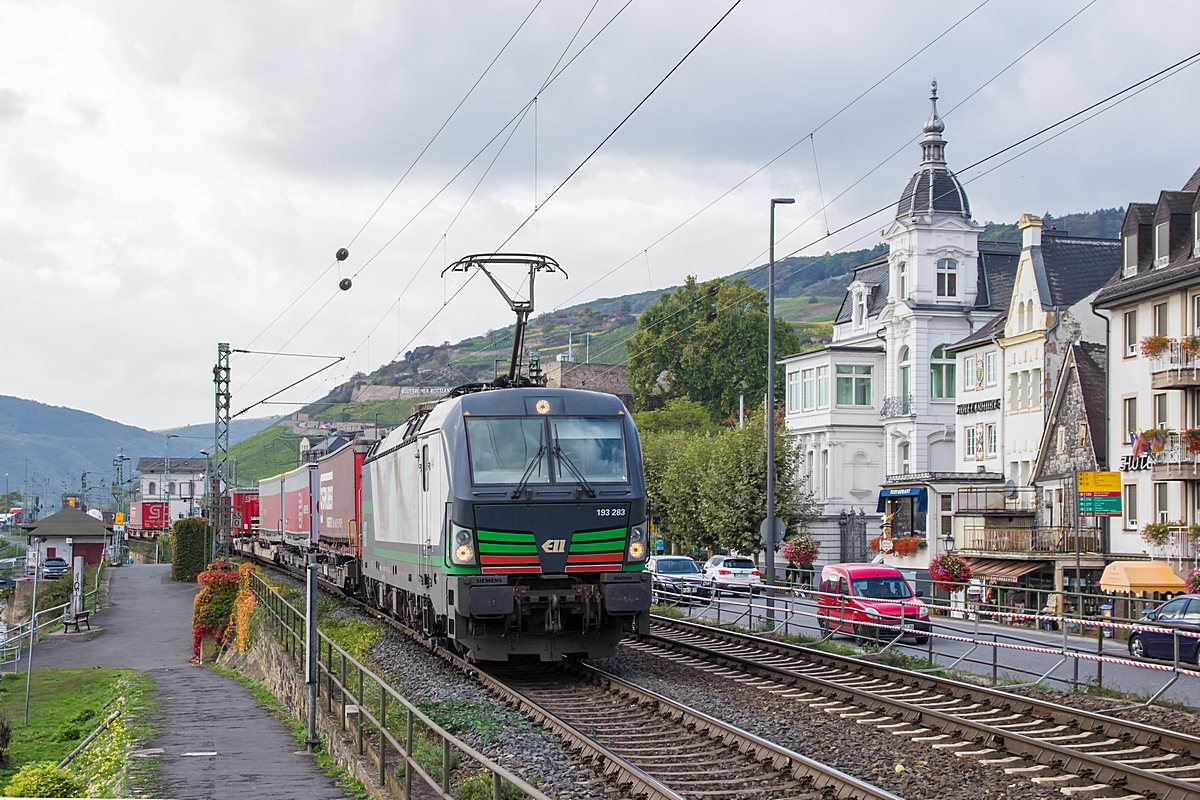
left=640, top=409, right=815, bottom=555
left=632, top=398, right=718, bottom=435
left=626, top=276, right=801, bottom=421
left=0, top=492, right=21, bottom=510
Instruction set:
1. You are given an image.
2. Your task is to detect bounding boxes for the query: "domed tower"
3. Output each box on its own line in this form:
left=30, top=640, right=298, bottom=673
left=884, top=81, right=982, bottom=309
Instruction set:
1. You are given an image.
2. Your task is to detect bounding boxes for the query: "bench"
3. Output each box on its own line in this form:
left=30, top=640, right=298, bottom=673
left=64, top=612, right=90, bottom=633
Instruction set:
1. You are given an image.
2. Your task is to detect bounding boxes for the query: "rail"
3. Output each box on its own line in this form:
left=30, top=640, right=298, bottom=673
left=1149, top=338, right=1200, bottom=378
left=879, top=394, right=914, bottom=418
left=960, top=524, right=1102, bottom=554
left=651, top=583, right=1200, bottom=698
left=248, top=573, right=549, bottom=800
left=956, top=485, right=1037, bottom=513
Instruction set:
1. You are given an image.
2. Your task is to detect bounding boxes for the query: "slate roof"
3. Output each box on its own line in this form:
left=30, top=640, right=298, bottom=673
left=833, top=241, right=1018, bottom=325
left=1094, top=199, right=1200, bottom=307
left=1037, top=231, right=1121, bottom=307
left=896, top=167, right=971, bottom=220
left=136, top=457, right=209, bottom=474
left=947, top=312, right=1006, bottom=353
left=1074, top=341, right=1108, bottom=469
left=22, top=507, right=111, bottom=537
left=1184, top=166, right=1200, bottom=193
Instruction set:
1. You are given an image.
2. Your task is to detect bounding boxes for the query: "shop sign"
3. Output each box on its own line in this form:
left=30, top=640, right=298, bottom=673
left=956, top=398, right=1001, bottom=415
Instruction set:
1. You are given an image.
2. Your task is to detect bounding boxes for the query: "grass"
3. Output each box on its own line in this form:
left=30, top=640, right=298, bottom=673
left=319, top=619, right=380, bottom=661
left=212, top=665, right=369, bottom=799
left=0, top=668, right=155, bottom=788
left=227, top=426, right=306, bottom=485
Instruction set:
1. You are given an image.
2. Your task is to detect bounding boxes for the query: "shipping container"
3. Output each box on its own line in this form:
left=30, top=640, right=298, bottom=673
left=282, top=464, right=318, bottom=547
left=316, top=442, right=370, bottom=552
left=258, top=474, right=284, bottom=541
left=129, top=501, right=167, bottom=531
left=230, top=488, right=260, bottom=537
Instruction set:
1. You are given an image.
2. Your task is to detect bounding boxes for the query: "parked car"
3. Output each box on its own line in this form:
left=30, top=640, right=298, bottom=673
left=816, top=563, right=930, bottom=644
left=647, top=556, right=712, bottom=603
left=1127, top=594, right=1200, bottom=664
left=41, top=557, right=69, bottom=580
left=702, top=555, right=761, bottom=593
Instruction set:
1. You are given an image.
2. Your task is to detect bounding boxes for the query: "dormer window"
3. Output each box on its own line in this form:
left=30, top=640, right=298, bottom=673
left=1124, top=233, right=1138, bottom=278
left=936, top=259, right=957, bottom=297
left=1155, top=222, right=1169, bottom=269
left=853, top=291, right=867, bottom=326
left=898, top=262, right=908, bottom=299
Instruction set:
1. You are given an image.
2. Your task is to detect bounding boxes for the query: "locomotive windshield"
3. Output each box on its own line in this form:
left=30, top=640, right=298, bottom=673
left=465, top=416, right=628, bottom=485
left=465, top=418, right=549, bottom=485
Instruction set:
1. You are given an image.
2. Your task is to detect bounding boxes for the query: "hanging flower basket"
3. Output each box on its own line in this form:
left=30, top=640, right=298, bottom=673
left=1140, top=335, right=1172, bottom=358
left=1140, top=520, right=1175, bottom=548
left=781, top=534, right=818, bottom=564
left=1182, top=429, right=1200, bottom=454
left=1183, top=335, right=1200, bottom=357
left=892, top=536, right=923, bottom=557
left=928, top=553, right=971, bottom=593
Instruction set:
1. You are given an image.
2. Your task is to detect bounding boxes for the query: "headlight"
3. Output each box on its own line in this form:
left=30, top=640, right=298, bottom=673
left=915, top=606, right=928, bottom=617
left=450, top=524, right=476, bottom=565
left=864, top=607, right=880, bottom=617
left=627, top=523, right=648, bottom=561
left=629, top=541, right=645, bottom=559
left=630, top=523, right=647, bottom=543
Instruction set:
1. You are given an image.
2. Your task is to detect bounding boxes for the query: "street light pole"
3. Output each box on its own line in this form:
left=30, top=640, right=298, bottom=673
left=24, top=537, right=40, bottom=724
left=766, top=198, right=794, bottom=620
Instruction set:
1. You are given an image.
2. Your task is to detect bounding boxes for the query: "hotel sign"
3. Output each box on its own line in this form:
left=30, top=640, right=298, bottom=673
left=956, top=398, right=1001, bottom=415
left=1119, top=454, right=1152, bottom=472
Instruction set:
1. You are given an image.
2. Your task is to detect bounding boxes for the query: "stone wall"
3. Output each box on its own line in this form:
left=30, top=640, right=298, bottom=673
left=223, top=623, right=399, bottom=799
left=542, top=361, right=633, bottom=408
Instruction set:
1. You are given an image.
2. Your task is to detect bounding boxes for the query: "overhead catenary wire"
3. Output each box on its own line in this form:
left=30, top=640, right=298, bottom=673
left=553, top=0, right=992, bottom=310
left=235, top=2, right=636, bottom=400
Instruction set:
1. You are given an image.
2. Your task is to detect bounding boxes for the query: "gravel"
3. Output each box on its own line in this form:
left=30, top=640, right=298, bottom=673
left=592, top=645, right=1067, bottom=800
left=1008, top=683, right=1200, bottom=738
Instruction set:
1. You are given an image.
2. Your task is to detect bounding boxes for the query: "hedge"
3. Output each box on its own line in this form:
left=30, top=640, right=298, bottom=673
left=170, top=518, right=209, bottom=583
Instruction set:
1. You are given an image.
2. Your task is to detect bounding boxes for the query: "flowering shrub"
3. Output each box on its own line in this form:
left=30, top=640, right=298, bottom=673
left=929, top=553, right=971, bottom=593
left=1183, top=429, right=1200, bottom=454
left=781, top=534, right=818, bottom=564
left=1183, top=334, right=1200, bottom=357
left=3, top=762, right=83, bottom=797
left=1140, top=335, right=1172, bottom=358
left=1140, top=520, right=1177, bottom=548
left=229, top=562, right=259, bottom=653
left=191, top=560, right=240, bottom=656
left=867, top=536, right=922, bottom=557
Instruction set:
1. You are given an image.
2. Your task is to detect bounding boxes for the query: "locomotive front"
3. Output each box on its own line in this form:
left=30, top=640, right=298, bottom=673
left=446, top=388, right=650, bottom=661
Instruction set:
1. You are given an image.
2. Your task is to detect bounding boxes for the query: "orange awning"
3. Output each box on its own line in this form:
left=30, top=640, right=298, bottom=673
left=1099, top=561, right=1186, bottom=595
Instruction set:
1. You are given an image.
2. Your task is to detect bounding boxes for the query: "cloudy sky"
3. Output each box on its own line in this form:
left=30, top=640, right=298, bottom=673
left=5, top=0, right=1200, bottom=432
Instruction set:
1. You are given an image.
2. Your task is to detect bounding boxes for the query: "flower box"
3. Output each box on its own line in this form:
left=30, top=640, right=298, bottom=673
left=1140, top=335, right=1172, bottom=358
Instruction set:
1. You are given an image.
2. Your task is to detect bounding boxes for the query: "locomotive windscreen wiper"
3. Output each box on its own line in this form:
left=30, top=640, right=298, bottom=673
left=553, top=425, right=597, bottom=498
left=511, top=428, right=547, bottom=499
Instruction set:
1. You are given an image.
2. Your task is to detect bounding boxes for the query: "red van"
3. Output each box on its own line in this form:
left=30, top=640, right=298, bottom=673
left=817, top=563, right=930, bottom=643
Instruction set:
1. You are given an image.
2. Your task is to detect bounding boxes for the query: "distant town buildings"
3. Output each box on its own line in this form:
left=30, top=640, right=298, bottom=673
left=135, top=457, right=207, bottom=521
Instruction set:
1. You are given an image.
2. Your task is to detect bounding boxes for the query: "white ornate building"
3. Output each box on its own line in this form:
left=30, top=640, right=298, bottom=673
left=782, top=84, right=1018, bottom=574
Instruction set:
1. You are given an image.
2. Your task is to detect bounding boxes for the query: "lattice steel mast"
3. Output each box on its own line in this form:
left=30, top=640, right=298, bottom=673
left=213, top=343, right=232, bottom=549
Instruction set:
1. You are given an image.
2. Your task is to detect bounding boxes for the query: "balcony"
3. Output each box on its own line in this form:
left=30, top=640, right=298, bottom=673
left=961, top=525, right=1102, bottom=555
left=1148, top=339, right=1200, bottom=389
left=956, top=485, right=1037, bottom=515
left=880, top=394, right=914, bottom=419
left=1151, top=432, right=1200, bottom=480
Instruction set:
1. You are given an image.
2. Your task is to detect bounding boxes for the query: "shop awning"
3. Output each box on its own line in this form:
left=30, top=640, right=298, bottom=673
left=876, top=487, right=928, bottom=514
left=1099, top=561, right=1186, bottom=595
left=968, top=559, right=1049, bottom=585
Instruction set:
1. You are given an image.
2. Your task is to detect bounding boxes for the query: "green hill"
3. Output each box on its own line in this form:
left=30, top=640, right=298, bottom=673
left=228, top=425, right=304, bottom=485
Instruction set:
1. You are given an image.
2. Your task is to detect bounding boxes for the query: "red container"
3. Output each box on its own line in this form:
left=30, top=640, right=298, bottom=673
left=316, top=442, right=369, bottom=551
left=283, top=465, right=318, bottom=545
left=230, top=488, right=260, bottom=537
left=130, top=501, right=168, bottom=531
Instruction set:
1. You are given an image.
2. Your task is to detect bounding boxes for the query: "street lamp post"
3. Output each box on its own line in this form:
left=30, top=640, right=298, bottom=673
left=24, top=537, right=41, bottom=724
left=765, top=197, right=794, bottom=613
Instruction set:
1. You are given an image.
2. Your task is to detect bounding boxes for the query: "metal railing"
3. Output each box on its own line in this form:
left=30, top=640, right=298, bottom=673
left=960, top=525, right=1102, bottom=554
left=1150, top=432, right=1200, bottom=473
left=879, top=394, right=914, bottom=418
left=0, top=568, right=103, bottom=666
left=249, top=573, right=548, bottom=800
left=956, top=485, right=1037, bottom=513
left=1148, top=339, right=1200, bottom=378
left=651, top=583, right=1200, bottom=697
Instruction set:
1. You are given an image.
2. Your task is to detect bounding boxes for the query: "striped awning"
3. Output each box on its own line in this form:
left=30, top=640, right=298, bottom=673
left=968, top=558, right=1049, bottom=585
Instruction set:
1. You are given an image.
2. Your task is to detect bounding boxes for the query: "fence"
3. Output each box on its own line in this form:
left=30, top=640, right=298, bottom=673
left=651, top=582, right=1200, bottom=699
left=249, top=573, right=549, bottom=800
left=960, top=525, right=1102, bottom=554
left=0, top=567, right=102, bottom=666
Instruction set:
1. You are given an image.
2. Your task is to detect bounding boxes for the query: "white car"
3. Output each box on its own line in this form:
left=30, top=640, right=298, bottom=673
left=702, top=555, right=761, bottom=593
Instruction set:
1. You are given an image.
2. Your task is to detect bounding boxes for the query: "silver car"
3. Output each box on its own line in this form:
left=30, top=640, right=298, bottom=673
left=647, top=556, right=713, bottom=603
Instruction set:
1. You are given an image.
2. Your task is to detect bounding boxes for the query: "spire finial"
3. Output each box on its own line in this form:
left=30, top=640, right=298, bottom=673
left=923, top=78, right=944, bottom=136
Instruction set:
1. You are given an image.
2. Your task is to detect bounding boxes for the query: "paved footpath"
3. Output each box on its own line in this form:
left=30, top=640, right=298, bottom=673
left=27, top=565, right=350, bottom=800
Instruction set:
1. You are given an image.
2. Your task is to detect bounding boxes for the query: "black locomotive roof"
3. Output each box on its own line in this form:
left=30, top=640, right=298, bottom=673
left=456, top=387, right=628, bottom=417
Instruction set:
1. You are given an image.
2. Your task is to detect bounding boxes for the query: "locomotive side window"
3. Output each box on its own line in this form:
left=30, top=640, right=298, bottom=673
left=465, top=418, right=549, bottom=485
left=552, top=417, right=628, bottom=483
left=421, top=444, right=429, bottom=492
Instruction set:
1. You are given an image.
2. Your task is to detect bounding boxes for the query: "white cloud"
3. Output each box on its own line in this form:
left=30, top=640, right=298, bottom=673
left=4, top=0, right=1200, bottom=432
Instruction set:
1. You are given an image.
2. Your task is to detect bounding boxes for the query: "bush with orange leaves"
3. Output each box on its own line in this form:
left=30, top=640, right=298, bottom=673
left=191, top=559, right=240, bottom=656
left=229, top=562, right=260, bottom=652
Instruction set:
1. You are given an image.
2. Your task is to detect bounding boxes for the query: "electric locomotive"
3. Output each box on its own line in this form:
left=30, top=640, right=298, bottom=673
left=361, top=384, right=650, bottom=660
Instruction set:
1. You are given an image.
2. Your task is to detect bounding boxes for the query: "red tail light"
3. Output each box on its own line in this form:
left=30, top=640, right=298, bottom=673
left=718, top=569, right=731, bottom=575
left=752, top=570, right=760, bottom=576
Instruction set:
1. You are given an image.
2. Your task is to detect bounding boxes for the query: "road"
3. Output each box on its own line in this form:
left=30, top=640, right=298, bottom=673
left=660, top=588, right=1200, bottom=707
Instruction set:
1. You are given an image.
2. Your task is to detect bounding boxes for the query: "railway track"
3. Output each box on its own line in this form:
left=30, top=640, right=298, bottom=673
left=637, top=616, right=1200, bottom=800
left=255, top=560, right=900, bottom=800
